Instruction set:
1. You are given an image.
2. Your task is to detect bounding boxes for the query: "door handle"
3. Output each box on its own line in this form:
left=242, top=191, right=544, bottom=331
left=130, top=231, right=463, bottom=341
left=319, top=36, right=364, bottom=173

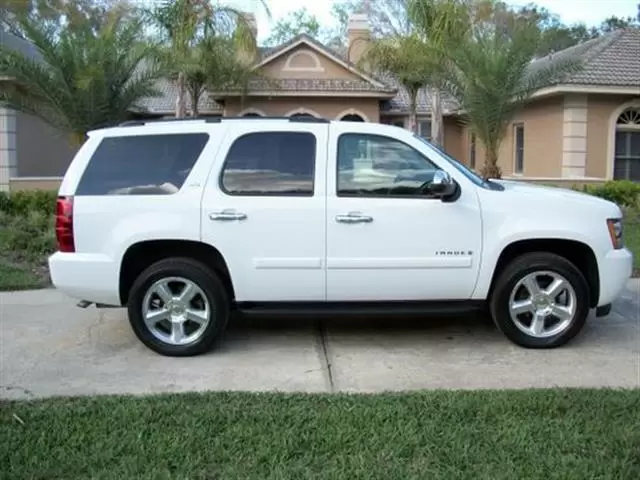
left=335, top=212, right=373, bottom=224
left=209, top=209, right=247, bottom=221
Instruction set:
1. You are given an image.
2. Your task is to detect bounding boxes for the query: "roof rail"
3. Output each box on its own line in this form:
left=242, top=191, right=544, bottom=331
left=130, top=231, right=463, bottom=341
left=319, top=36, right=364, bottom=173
left=118, top=116, right=330, bottom=127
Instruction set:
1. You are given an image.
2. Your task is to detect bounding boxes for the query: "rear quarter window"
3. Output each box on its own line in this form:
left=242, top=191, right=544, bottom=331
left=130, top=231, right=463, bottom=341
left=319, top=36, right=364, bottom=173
left=75, top=133, right=209, bottom=195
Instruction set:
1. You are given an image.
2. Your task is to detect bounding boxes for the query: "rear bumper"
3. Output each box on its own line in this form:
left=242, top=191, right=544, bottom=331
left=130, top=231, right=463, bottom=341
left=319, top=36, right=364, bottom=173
left=48, top=252, right=121, bottom=306
left=597, top=247, right=633, bottom=307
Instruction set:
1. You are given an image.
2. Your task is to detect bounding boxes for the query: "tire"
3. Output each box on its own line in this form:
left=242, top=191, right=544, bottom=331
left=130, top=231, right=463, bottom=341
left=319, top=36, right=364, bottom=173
left=489, top=252, right=590, bottom=349
left=127, top=257, right=230, bottom=357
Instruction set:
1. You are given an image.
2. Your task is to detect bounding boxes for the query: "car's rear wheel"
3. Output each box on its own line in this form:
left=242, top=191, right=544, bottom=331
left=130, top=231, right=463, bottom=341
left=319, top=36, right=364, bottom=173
left=127, top=257, right=229, bottom=356
left=489, top=252, right=590, bottom=348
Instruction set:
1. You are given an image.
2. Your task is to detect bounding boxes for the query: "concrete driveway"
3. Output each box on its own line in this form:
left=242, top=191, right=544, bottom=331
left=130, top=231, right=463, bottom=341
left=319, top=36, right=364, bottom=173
left=1, top=281, right=639, bottom=399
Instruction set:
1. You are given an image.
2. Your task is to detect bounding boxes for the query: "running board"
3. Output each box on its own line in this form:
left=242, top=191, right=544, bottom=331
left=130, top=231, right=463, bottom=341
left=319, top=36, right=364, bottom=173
left=235, top=300, right=487, bottom=317
left=76, top=300, right=120, bottom=309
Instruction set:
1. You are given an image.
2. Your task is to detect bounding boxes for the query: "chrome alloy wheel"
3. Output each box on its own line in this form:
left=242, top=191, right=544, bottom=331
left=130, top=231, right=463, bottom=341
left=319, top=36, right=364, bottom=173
left=508, top=270, right=577, bottom=338
left=141, top=277, right=211, bottom=346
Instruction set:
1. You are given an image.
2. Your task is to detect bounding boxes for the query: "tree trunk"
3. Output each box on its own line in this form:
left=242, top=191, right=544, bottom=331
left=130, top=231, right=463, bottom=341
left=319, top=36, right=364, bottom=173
left=192, top=98, right=199, bottom=118
left=430, top=88, right=444, bottom=147
left=191, top=90, right=200, bottom=118
left=175, top=71, right=187, bottom=119
left=70, top=132, right=86, bottom=148
left=481, top=147, right=502, bottom=179
left=408, top=89, right=418, bottom=134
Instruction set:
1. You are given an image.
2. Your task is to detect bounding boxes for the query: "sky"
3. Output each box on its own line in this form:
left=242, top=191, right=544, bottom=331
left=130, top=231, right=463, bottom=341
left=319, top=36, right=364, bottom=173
left=237, top=0, right=639, bottom=42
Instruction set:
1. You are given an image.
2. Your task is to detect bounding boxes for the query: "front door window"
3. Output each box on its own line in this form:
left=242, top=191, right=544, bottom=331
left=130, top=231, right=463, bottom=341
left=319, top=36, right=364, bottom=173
left=337, top=133, right=438, bottom=197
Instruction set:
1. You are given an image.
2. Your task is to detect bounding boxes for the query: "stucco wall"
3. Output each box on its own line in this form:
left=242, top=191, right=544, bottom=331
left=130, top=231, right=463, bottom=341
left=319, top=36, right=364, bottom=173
left=586, top=94, right=639, bottom=179
left=261, top=44, right=362, bottom=81
left=225, top=97, right=380, bottom=122
left=457, top=96, right=563, bottom=177
left=442, top=117, right=464, bottom=161
left=500, top=96, right=564, bottom=177
left=9, top=177, right=62, bottom=192
left=16, top=112, right=77, bottom=177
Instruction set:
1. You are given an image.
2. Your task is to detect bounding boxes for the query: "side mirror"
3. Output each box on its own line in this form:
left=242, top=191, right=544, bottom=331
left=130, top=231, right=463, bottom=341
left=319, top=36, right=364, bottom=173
left=428, top=170, right=457, bottom=198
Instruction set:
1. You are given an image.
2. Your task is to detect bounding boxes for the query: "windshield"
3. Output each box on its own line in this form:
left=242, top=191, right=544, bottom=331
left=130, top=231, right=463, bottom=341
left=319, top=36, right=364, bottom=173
left=413, top=134, right=491, bottom=189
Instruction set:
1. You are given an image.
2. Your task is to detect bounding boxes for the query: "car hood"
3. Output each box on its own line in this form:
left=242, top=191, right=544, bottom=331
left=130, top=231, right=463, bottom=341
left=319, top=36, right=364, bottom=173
left=490, top=180, right=622, bottom=215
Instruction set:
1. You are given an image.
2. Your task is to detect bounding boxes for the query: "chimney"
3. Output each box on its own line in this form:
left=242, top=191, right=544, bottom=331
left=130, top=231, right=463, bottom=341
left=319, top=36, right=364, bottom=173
left=347, top=13, right=371, bottom=66
left=242, top=12, right=258, bottom=40
left=238, top=12, right=258, bottom=64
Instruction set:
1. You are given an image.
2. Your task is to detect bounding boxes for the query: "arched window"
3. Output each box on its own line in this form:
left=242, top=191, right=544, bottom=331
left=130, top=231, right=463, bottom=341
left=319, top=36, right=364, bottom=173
left=341, top=113, right=365, bottom=122
left=290, top=113, right=316, bottom=118
left=614, top=107, right=640, bottom=181
left=243, top=112, right=262, bottom=117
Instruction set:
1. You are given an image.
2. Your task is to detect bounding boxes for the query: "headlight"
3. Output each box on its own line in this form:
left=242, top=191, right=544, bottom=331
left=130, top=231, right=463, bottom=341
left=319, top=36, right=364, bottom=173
left=607, top=218, right=624, bottom=249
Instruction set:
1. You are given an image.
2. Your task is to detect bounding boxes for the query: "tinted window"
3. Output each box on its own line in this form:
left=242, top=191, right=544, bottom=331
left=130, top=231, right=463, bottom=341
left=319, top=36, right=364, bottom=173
left=221, top=132, right=316, bottom=196
left=76, top=133, right=208, bottom=195
left=337, top=133, right=438, bottom=197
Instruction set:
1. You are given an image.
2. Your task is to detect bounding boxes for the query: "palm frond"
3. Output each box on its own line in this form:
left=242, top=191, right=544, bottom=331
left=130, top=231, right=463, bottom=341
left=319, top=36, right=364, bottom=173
left=0, top=13, right=163, bottom=134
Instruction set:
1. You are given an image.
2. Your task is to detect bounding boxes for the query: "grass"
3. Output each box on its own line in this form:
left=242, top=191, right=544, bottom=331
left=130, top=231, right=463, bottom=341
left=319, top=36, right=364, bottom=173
left=623, top=208, right=640, bottom=273
left=1, top=389, right=639, bottom=479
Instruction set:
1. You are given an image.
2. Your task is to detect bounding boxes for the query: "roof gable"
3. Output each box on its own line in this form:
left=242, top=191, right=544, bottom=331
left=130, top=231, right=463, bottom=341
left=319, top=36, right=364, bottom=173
left=254, top=34, right=391, bottom=91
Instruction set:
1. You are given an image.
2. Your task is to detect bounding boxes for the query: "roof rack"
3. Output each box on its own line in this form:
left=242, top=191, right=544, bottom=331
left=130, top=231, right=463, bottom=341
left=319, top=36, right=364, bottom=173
left=118, top=116, right=330, bottom=127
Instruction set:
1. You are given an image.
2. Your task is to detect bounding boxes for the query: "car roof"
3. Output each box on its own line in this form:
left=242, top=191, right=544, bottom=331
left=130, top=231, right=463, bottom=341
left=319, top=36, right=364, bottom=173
left=88, top=117, right=408, bottom=137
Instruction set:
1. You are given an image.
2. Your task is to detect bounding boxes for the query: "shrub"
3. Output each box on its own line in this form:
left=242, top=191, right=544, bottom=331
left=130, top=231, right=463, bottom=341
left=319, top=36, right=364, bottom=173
left=576, top=181, right=640, bottom=209
left=0, top=210, right=56, bottom=262
left=0, top=190, right=58, bottom=216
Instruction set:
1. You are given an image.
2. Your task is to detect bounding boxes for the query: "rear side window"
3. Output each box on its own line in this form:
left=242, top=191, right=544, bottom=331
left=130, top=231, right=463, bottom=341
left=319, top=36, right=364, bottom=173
left=75, top=133, right=209, bottom=195
left=220, top=131, right=316, bottom=196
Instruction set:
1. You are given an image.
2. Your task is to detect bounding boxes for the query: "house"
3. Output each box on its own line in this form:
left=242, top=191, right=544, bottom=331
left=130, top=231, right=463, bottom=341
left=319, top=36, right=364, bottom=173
left=0, top=28, right=77, bottom=192
left=1, top=14, right=639, bottom=192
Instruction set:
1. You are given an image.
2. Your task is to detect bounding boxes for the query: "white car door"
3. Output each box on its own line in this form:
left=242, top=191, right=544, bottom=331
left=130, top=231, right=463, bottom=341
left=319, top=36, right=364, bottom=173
left=326, top=123, right=483, bottom=301
left=201, top=121, right=328, bottom=302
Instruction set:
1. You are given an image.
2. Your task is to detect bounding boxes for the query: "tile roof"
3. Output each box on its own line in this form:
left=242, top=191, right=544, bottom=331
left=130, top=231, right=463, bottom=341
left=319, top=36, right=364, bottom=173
left=529, top=27, right=640, bottom=88
left=231, top=77, right=395, bottom=94
left=135, top=77, right=223, bottom=114
left=377, top=73, right=459, bottom=115
left=0, top=28, right=42, bottom=61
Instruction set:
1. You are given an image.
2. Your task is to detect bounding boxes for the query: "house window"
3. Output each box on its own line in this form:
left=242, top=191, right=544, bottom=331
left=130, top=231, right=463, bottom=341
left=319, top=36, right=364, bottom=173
left=514, top=124, right=524, bottom=174
left=614, top=107, right=640, bottom=182
left=418, top=119, right=432, bottom=140
left=469, top=133, right=476, bottom=169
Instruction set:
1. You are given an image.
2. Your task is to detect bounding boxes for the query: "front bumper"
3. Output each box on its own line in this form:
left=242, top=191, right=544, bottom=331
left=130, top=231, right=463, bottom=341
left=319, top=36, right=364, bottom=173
left=597, top=247, right=633, bottom=307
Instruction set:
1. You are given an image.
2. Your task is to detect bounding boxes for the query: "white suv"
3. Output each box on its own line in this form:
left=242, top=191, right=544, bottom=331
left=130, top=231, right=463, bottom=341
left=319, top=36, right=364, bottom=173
left=49, top=117, right=633, bottom=356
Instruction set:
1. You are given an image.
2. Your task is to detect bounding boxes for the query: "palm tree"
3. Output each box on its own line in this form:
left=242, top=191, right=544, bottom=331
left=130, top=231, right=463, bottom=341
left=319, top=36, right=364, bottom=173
left=0, top=13, right=162, bottom=146
left=408, top=0, right=470, bottom=147
left=441, top=11, right=582, bottom=178
left=362, top=33, right=438, bottom=134
left=148, top=0, right=270, bottom=118
left=183, top=35, right=258, bottom=117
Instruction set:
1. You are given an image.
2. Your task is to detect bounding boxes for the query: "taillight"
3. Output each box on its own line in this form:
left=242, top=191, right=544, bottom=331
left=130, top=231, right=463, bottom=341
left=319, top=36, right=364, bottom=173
left=55, top=196, right=75, bottom=252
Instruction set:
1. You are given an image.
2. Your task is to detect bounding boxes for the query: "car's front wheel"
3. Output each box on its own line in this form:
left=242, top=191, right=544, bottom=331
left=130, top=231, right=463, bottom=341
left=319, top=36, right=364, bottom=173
left=127, top=257, right=229, bottom=356
left=490, top=252, right=590, bottom=348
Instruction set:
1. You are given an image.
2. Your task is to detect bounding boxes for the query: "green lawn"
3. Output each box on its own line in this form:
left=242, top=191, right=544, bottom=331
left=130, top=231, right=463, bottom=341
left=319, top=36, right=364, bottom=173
left=624, top=209, right=640, bottom=273
left=1, top=390, right=639, bottom=479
